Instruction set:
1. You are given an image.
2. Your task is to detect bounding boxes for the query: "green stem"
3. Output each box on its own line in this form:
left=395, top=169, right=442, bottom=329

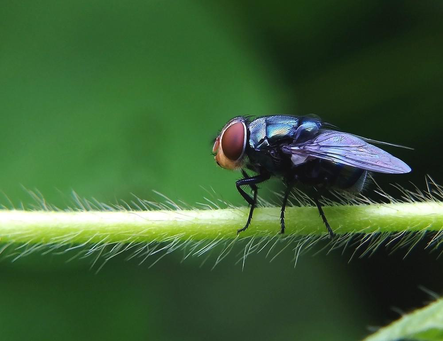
left=0, top=202, right=441, bottom=244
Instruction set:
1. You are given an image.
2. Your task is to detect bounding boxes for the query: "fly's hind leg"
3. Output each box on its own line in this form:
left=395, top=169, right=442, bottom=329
left=279, top=182, right=293, bottom=234
left=313, top=196, right=335, bottom=239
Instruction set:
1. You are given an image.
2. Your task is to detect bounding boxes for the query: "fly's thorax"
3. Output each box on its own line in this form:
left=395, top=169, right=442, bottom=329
left=247, top=116, right=319, bottom=175
left=245, top=143, right=294, bottom=176
left=248, top=116, right=301, bottom=149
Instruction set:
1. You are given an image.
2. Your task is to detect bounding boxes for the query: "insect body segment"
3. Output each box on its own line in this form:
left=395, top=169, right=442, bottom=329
left=212, top=115, right=411, bottom=237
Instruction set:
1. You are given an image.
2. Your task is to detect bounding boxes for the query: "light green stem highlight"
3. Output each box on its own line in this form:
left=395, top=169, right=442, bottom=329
left=0, top=202, right=441, bottom=244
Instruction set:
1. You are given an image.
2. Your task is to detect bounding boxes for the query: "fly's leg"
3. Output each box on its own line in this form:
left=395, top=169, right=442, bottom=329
left=236, top=170, right=270, bottom=234
left=280, top=182, right=292, bottom=234
left=241, top=170, right=258, bottom=197
left=313, top=196, right=335, bottom=238
left=239, top=186, right=257, bottom=235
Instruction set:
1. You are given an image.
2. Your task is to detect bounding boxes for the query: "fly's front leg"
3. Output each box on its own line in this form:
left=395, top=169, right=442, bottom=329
left=240, top=169, right=258, bottom=198
left=236, top=171, right=270, bottom=234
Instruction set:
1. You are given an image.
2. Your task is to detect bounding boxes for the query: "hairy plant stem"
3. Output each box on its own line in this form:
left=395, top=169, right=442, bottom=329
left=0, top=202, right=441, bottom=244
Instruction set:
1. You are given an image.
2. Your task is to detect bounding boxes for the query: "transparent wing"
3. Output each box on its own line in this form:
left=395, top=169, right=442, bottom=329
left=350, top=133, right=414, bottom=150
left=282, top=130, right=411, bottom=174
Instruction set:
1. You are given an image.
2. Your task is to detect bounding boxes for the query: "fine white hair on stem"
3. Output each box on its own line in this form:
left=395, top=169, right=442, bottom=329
left=0, top=177, right=441, bottom=270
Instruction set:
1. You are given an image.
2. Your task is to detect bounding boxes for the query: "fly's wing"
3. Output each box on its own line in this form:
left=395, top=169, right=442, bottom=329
left=282, top=130, right=411, bottom=174
left=350, top=133, right=414, bottom=150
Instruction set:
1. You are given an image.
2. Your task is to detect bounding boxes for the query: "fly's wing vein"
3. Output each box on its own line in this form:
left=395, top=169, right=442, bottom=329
left=282, top=130, right=411, bottom=174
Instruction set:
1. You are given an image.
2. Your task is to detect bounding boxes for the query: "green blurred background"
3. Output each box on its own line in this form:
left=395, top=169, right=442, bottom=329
left=0, top=1, right=442, bottom=340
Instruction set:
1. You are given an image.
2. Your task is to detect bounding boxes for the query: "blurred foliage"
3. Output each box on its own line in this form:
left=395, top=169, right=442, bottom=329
left=0, top=1, right=441, bottom=340
left=364, top=298, right=442, bottom=341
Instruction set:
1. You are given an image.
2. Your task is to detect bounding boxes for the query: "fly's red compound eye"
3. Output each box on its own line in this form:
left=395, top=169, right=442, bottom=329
left=221, top=121, right=246, bottom=161
left=214, top=117, right=247, bottom=170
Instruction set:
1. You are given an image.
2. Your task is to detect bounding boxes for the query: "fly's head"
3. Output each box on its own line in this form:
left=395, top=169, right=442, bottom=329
left=212, top=117, right=247, bottom=170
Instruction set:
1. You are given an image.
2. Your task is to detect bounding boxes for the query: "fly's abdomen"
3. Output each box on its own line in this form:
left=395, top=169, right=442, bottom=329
left=331, top=164, right=368, bottom=192
left=295, top=159, right=368, bottom=192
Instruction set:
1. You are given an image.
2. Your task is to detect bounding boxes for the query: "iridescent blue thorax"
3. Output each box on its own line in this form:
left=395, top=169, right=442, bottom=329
left=246, top=115, right=321, bottom=175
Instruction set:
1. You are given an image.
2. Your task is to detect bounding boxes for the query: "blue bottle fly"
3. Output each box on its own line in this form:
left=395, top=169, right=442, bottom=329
left=212, top=115, right=411, bottom=237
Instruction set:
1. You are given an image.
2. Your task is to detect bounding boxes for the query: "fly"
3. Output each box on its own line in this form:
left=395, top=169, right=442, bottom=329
left=212, top=115, right=411, bottom=238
